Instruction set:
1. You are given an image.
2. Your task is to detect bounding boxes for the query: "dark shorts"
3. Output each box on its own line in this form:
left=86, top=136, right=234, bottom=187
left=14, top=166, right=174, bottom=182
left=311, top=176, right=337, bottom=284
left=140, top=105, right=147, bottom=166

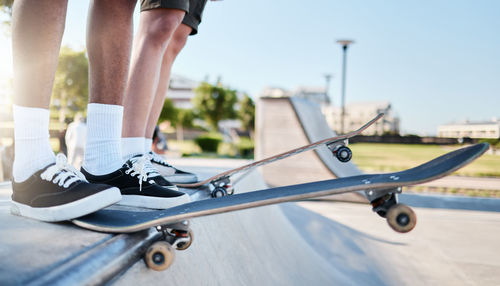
left=140, top=0, right=208, bottom=35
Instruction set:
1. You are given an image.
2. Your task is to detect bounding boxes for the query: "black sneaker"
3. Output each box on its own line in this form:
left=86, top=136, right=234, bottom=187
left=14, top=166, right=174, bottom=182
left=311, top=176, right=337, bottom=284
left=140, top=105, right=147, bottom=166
left=81, top=155, right=190, bottom=209
left=149, top=151, right=198, bottom=184
left=11, top=154, right=121, bottom=222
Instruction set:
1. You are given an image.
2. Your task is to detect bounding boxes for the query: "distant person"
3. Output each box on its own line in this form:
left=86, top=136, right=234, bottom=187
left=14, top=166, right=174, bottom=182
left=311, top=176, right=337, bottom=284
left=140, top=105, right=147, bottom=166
left=152, top=125, right=168, bottom=154
left=65, top=113, right=87, bottom=169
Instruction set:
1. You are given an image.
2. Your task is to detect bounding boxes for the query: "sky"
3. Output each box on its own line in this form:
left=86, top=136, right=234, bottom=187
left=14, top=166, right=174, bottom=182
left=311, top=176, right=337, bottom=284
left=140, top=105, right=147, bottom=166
left=0, top=0, right=499, bottom=135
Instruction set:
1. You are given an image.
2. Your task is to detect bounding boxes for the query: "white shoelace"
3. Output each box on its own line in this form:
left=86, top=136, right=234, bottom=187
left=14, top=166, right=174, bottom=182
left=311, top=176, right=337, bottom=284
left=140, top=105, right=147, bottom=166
left=125, top=154, right=158, bottom=191
left=40, top=153, right=87, bottom=188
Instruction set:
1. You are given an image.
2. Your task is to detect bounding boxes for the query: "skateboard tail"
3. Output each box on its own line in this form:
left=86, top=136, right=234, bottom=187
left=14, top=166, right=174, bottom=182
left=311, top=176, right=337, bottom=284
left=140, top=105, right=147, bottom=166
left=390, top=142, right=489, bottom=183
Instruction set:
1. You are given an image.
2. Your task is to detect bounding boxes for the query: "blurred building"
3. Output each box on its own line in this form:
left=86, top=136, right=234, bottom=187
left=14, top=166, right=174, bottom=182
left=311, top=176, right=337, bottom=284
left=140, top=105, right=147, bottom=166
left=260, top=86, right=330, bottom=107
left=259, top=87, right=292, bottom=99
left=260, top=86, right=399, bottom=135
left=167, top=74, right=200, bottom=109
left=438, top=119, right=500, bottom=139
left=293, top=87, right=330, bottom=106
left=322, top=101, right=399, bottom=135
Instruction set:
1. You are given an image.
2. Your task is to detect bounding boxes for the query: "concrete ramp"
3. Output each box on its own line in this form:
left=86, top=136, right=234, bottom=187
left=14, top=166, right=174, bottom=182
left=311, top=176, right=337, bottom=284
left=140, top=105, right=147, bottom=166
left=256, top=97, right=366, bottom=202
left=3, top=161, right=499, bottom=285
left=0, top=169, right=387, bottom=285
left=113, top=168, right=382, bottom=285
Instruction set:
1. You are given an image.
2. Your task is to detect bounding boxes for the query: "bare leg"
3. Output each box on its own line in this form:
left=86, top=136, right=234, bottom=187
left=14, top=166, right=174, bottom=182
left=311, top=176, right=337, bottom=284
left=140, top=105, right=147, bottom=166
left=11, top=0, right=68, bottom=182
left=122, top=9, right=185, bottom=138
left=142, top=24, right=198, bottom=184
left=10, top=1, right=123, bottom=222
left=83, top=0, right=138, bottom=175
left=87, top=0, right=137, bottom=105
left=145, top=24, right=192, bottom=139
left=12, top=0, right=68, bottom=108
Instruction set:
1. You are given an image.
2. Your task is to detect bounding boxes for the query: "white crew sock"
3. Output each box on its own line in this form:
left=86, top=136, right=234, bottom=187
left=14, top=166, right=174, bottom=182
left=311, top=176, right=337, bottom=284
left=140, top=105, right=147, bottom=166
left=122, top=137, right=145, bottom=161
left=12, top=105, right=56, bottom=182
left=82, top=103, right=123, bottom=175
left=144, top=138, right=153, bottom=153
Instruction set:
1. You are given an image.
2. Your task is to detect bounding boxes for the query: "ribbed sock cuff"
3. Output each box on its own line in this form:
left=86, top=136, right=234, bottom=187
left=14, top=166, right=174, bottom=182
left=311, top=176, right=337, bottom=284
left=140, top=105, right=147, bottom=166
left=83, top=103, right=124, bottom=175
left=122, top=137, right=145, bottom=161
left=12, top=105, right=55, bottom=182
left=144, top=138, right=153, bottom=153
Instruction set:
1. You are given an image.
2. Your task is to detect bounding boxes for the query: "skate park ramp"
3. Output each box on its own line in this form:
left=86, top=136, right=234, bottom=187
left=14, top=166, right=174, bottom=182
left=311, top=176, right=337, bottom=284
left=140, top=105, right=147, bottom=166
left=2, top=160, right=500, bottom=284
left=256, top=96, right=366, bottom=201
left=115, top=163, right=500, bottom=286
left=0, top=166, right=395, bottom=285
left=107, top=165, right=396, bottom=285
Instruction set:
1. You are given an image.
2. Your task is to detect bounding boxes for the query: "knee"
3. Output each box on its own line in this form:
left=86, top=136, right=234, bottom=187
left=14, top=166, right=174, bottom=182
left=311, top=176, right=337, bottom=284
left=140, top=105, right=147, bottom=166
left=168, top=31, right=189, bottom=56
left=142, top=15, right=184, bottom=49
left=91, top=0, right=137, bottom=18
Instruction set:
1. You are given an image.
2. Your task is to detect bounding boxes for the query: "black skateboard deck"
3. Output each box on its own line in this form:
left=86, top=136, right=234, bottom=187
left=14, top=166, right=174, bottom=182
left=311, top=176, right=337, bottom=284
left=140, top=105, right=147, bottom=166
left=74, top=143, right=488, bottom=233
left=72, top=143, right=488, bottom=271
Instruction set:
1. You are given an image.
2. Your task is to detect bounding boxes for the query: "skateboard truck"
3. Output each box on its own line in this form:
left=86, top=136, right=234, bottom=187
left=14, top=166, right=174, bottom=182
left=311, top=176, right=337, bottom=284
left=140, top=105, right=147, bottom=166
left=370, top=188, right=416, bottom=233
left=208, top=176, right=233, bottom=198
left=144, top=221, right=193, bottom=271
left=327, top=140, right=352, bottom=163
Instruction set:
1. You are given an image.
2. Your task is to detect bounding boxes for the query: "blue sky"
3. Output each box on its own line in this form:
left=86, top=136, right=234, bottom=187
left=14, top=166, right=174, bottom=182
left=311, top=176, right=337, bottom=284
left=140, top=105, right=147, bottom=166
left=1, top=0, right=499, bottom=135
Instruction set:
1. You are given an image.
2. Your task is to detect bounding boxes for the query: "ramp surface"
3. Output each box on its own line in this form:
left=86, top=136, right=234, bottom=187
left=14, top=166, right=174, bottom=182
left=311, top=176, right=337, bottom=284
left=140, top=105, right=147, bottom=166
left=256, top=97, right=367, bottom=201
left=2, top=161, right=499, bottom=285
left=113, top=168, right=364, bottom=285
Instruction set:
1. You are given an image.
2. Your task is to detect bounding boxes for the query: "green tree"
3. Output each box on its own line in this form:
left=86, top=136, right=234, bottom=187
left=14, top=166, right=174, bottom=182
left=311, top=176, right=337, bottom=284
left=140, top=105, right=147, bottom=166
left=158, top=98, right=197, bottom=141
left=0, top=0, right=13, bottom=33
left=51, top=46, right=89, bottom=124
left=193, top=82, right=237, bottom=131
left=238, top=94, right=255, bottom=134
left=158, top=97, right=179, bottom=126
left=175, top=108, right=196, bottom=141
left=0, top=0, right=13, bottom=16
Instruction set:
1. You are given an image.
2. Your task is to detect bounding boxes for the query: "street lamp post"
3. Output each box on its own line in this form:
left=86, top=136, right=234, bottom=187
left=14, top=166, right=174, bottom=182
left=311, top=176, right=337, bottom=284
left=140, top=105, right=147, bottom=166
left=324, top=74, right=332, bottom=104
left=336, top=39, right=354, bottom=134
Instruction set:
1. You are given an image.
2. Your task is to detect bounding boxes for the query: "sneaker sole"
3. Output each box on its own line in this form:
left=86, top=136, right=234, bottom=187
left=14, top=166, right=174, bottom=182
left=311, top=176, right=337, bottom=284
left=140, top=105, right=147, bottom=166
left=118, top=193, right=190, bottom=209
left=10, top=187, right=121, bottom=222
left=165, top=174, right=198, bottom=184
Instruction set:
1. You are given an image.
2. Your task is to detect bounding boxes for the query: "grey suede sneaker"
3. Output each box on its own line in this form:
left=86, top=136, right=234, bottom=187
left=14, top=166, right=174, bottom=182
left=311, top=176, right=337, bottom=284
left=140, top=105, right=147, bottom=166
left=149, top=151, right=198, bottom=184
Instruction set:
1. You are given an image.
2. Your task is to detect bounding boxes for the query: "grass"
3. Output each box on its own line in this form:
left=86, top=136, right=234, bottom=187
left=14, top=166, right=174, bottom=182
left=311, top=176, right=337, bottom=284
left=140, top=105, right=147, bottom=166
left=167, top=140, right=253, bottom=159
left=409, top=186, right=500, bottom=198
left=349, top=143, right=500, bottom=177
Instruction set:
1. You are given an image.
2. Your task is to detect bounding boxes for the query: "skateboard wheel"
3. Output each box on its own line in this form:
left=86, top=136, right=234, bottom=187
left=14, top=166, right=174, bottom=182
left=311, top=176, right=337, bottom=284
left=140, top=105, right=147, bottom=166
left=334, top=146, right=352, bottom=163
left=145, top=241, right=175, bottom=271
left=175, top=228, right=194, bottom=251
left=386, top=204, right=417, bottom=233
left=211, top=187, right=228, bottom=198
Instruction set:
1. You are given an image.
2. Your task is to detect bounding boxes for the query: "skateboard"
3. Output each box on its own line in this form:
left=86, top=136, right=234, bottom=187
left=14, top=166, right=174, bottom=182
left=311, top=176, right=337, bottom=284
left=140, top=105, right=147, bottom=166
left=72, top=143, right=489, bottom=271
left=176, top=113, right=384, bottom=197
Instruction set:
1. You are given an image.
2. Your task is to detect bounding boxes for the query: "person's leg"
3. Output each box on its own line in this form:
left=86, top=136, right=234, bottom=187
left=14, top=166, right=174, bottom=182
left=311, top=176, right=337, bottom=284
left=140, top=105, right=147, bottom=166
left=10, top=0, right=121, bottom=221
left=11, top=0, right=67, bottom=182
left=144, top=0, right=208, bottom=139
left=145, top=0, right=208, bottom=184
left=81, top=1, right=191, bottom=209
left=83, top=0, right=137, bottom=175
left=145, top=24, right=199, bottom=184
left=121, top=8, right=185, bottom=161
left=145, top=24, right=191, bottom=140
